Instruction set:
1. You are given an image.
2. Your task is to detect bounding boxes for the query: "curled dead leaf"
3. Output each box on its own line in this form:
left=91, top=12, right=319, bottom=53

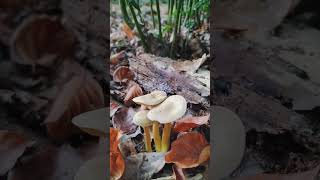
left=173, top=115, right=210, bottom=132
left=124, top=82, right=143, bottom=106
left=113, top=66, right=135, bottom=83
left=111, top=107, right=138, bottom=135
left=122, top=152, right=166, bottom=180
left=110, top=51, right=126, bottom=65
left=110, top=128, right=125, bottom=180
left=110, top=128, right=121, bottom=153
left=0, top=131, right=33, bottom=175
left=110, top=99, right=121, bottom=117
left=44, top=67, right=105, bottom=141
left=165, top=132, right=210, bottom=168
left=72, top=108, right=107, bottom=137
left=10, top=15, right=76, bottom=70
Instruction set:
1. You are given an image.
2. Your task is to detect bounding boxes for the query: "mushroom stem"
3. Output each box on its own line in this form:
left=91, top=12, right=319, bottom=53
left=161, top=122, right=173, bottom=152
left=144, top=126, right=152, bottom=152
left=153, top=122, right=162, bottom=152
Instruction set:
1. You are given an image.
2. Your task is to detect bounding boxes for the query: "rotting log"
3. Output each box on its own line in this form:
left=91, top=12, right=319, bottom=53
left=129, top=53, right=210, bottom=109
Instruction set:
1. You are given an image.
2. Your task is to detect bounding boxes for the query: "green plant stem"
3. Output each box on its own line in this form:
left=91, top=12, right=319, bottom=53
left=128, top=3, right=149, bottom=52
left=119, top=0, right=134, bottom=29
left=150, top=0, right=156, bottom=28
left=155, top=0, right=162, bottom=40
left=170, top=0, right=182, bottom=57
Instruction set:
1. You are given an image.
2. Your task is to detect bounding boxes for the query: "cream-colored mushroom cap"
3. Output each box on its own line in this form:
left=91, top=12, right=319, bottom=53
left=133, top=110, right=153, bottom=127
left=147, top=95, right=187, bottom=124
left=132, top=91, right=167, bottom=106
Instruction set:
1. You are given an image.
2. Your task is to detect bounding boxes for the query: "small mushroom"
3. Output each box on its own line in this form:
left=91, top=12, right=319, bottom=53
left=132, top=91, right=167, bottom=106
left=147, top=95, right=187, bottom=152
left=132, top=90, right=167, bottom=152
left=133, top=110, right=153, bottom=152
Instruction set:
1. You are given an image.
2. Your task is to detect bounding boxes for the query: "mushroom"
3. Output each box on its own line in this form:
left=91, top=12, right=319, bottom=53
left=132, top=90, right=167, bottom=152
left=147, top=95, right=187, bottom=152
left=133, top=110, right=153, bottom=152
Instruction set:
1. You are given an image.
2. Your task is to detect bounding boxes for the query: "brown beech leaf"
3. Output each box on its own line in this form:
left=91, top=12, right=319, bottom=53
left=72, top=108, right=107, bottom=137
left=122, top=23, right=135, bottom=40
left=234, top=164, right=320, bottom=180
left=111, top=107, right=138, bottom=135
left=8, top=145, right=83, bottom=180
left=110, top=128, right=121, bottom=153
left=165, top=132, right=210, bottom=168
left=173, top=115, right=210, bottom=132
left=110, top=99, right=121, bottom=117
left=10, top=15, right=76, bottom=69
left=74, top=156, right=107, bottom=180
left=124, top=82, right=143, bottom=106
left=122, top=152, right=165, bottom=180
left=0, top=131, right=33, bottom=175
left=113, top=66, right=135, bottom=83
left=110, top=128, right=125, bottom=180
left=44, top=67, right=104, bottom=141
left=110, top=51, right=126, bottom=65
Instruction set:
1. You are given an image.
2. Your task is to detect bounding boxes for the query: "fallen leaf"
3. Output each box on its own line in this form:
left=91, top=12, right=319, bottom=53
left=110, top=51, right=126, bottom=65
left=110, top=128, right=121, bottom=153
left=74, top=156, right=106, bottom=180
left=8, top=145, right=83, bottom=180
left=11, top=15, right=76, bottom=70
left=212, top=106, right=246, bottom=179
left=113, top=66, right=135, bottom=83
left=234, top=164, right=320, bottom=180
left=172, top=54, right=207, bottom=73
left=165, top=132, right=210, bottom=168
left=118, top=134, right=137, bottom=157
left=110, top=128, right=125, bottom=180
left=122, top=23, right=135, bottom=40
left=173, top=115, right=210, bottom=132
left=124, top=82, right=143, bottom=106
left=122, top=152, right=166, bottom=180
left=0, top=131, right=33, bottom=175
left=111, top=107, right=138, bottom=135
left=110, top=99, right=121, bottom=117
left=44, top=67, right=105, bottom=141
left=72, top=108, right=107, bottom=137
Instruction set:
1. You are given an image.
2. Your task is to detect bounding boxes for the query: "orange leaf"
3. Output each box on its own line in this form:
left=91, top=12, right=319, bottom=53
left=44, top=64, right=105, bottom=141
left=173, top=115, right=209, bottom=132
left=110, top=51, right=126, bottom=65
left=113, top=66, right=135, bottom=83
left=124, top=82, right=143, bottom=106
left=110, top=128, right=125, bottom=180
left=122, top=23, right=135, bottom=40
left=110, top=128, right=121, bottom=153
left=165, top=132, right=210, bottom=168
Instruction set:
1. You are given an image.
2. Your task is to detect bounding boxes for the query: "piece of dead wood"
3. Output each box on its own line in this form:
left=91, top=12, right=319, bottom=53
left=129, top=54, right=209, bottom=109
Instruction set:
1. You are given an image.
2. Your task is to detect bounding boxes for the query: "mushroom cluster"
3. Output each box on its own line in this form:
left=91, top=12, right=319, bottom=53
left=132, top=91, right=187, bottom=152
